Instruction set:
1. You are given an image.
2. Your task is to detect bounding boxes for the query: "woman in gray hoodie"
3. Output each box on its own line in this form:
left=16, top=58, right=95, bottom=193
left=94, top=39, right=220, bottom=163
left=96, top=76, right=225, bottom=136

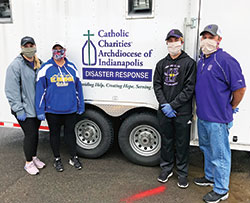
left=5, top=36, right=45, bottom=175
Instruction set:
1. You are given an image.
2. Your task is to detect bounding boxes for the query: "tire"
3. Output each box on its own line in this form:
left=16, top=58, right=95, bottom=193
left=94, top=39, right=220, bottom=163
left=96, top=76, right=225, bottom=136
left=118, top=112, right=161, bottom=166
left=75, top=109, right=114, bottom=158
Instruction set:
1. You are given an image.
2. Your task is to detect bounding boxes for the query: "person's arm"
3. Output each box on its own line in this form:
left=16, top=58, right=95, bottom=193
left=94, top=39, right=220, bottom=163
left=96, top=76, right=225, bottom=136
left=224, top=56, right=246, bottom=110
left=5, top=62, right=25, bottom=116
left=170, top=60, right=197, bottom=109
left=35, top=66, right=47, bottom=116
left=153, top=61, right=167, bottom=105
left=74, top=67, right=84, bottom=114
left=231, top=87, right=246, bottom=109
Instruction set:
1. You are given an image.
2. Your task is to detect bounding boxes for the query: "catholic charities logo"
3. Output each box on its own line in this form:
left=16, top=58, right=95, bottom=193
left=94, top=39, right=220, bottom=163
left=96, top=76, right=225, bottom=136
left=82, top=29, right=153, bottom=82
left=82, top=30, right=97, bottom=66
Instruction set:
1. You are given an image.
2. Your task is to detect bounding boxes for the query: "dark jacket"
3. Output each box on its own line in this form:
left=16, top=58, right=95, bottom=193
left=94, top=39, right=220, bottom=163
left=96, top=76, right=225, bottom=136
left=153, top=51, right=196, bottom=116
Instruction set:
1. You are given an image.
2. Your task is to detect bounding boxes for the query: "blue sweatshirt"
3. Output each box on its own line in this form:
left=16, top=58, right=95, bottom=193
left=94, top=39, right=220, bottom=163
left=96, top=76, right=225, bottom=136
left=35, top=58, right=84, bottom=115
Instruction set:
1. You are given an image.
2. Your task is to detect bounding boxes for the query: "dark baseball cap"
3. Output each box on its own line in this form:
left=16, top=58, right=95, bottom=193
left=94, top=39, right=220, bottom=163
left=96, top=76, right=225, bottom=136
left=21, top=36, right=35, bottom=46
left=200, top=24, right=222, bottom=36
left=166, top=29, right=183, bottom=40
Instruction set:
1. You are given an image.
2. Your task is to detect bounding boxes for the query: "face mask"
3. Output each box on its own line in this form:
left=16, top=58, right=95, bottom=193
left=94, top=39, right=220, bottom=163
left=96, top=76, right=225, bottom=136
left=21, top=47, right=37, bottom=58
left=167, top=41, right=182, bottom=56
left=52, top=49, right=66, bottom=61
left=200, top=39, right=218, bottom=55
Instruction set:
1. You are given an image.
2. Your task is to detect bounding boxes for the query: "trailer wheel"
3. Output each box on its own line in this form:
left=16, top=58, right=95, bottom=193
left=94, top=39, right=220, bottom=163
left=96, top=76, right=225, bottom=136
left=75, top=109, right=114, bottom=158
left=118, top=112, right=161, bottom=166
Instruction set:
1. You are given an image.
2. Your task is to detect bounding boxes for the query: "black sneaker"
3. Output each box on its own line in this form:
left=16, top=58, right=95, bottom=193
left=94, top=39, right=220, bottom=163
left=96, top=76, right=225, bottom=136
left=194, top=176, right=214, bottom=186
left=157, top=170, right=173, bottom=183
left=177, top=176, right=189, bottom=188
left=54, top=158, right=64, bottom=172
left=69, top=156, right=82, bottom=170
left=203, top=190, right=229, bottom=203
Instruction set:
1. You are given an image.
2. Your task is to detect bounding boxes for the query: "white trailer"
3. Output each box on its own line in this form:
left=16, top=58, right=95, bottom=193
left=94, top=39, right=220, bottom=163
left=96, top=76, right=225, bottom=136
left=0, top=0, right=249, bottom=166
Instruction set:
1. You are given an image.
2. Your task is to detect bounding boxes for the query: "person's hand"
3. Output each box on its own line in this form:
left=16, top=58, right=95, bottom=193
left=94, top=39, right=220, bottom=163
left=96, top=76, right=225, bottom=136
left=233, top=107, right=239, bottom=114
left=161, top=104, right=176, bottom=118
left=166, top=111, right=176, bottom=118
left=228, top=121, right=233, bottom=129
left=77, top=110, right=84, bottom=115
left=17, top=113, right=27, bottom=121
left=37, top=114, right=45, bottom=121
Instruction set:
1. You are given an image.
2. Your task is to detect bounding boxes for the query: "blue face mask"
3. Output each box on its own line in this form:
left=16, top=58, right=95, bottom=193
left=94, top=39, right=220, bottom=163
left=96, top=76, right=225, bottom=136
left=52, top=49, right=65, bottom=61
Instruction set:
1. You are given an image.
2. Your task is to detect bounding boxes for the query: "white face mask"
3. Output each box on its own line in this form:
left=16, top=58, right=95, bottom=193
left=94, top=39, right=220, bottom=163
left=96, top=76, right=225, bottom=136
left=167, top=41, right=182, bottom=56
left=200, top=39, right=218, bottom=55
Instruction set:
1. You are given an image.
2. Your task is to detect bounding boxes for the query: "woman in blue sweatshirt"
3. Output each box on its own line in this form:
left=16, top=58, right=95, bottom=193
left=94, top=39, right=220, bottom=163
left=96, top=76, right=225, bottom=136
left=35, top=41, right=84, bottom=172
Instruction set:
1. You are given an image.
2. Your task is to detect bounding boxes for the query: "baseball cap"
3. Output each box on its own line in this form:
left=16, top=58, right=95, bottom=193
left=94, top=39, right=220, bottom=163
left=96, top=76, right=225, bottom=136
left=52, top=41, right=65, bottom=49
left=21, top=36, right=35, bottom=46
left=166, top=29, right=183, bottom=40
left=200, top=24, right=222, bottom=37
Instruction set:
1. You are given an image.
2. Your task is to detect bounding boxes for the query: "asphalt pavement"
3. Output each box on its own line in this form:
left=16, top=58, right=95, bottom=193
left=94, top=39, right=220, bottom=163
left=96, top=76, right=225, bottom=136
left=0, top=128, right=250, bottom=203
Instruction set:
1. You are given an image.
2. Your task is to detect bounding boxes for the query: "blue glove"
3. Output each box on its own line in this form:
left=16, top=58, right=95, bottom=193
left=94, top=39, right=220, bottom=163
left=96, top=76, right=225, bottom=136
left=161, top=104, right=176, bottom=118
left=77, top=110, right=84, bottom=115
left=233, top=107, right=239, bottom=114
left=167, top=111, right=177, bottom=118
left=37, top=114, right=46, bottom=121
left=17, top=113, right=27, bottom=121
left=227, top=121, right=233, bottom=129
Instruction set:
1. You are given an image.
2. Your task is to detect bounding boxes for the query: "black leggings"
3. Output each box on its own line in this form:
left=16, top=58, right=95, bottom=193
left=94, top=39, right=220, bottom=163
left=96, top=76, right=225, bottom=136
left=46, top=113, right=77, bottom=158
left=17, top=118, right=41, bottom=162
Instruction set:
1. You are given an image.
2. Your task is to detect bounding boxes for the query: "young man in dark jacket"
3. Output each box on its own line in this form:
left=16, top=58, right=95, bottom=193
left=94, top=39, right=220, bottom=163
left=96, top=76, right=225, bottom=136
left=153, top=29, right=196, bottom=188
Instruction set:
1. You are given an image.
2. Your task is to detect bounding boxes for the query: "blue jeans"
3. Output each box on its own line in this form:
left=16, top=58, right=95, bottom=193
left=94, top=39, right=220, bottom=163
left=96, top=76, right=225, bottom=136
left=197, top=118, right=231, bottom=194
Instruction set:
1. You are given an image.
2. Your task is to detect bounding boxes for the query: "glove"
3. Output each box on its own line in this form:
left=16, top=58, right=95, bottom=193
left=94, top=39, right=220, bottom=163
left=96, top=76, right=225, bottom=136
left=76, top=110, right=84, bottom=115
left=17, top=113, right=27, bottom=121
left=161, top=103, right=172, bottom=115
left=166, top=111, right=177, bottom=118
left=233, top=107, right=239, bottom=114
left=37, top=114, right=46, bottom=121
left=161, top=104, right=176, bottom=118
left=77, top=111, right=84, bottom=115
left=227, top=121, right=233, bottom=129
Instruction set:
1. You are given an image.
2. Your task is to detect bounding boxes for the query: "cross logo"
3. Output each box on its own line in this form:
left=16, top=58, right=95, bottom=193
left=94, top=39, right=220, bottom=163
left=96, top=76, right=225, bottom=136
left=82, top=30, right=97, bottom=66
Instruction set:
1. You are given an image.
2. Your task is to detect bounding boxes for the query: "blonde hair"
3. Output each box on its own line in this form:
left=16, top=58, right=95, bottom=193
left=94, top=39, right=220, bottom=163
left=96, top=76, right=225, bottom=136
left=34, top=55, right=41, bottom=69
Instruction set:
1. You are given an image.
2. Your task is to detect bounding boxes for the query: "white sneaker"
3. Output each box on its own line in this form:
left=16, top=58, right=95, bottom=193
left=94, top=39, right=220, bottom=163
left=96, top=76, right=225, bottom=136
left=33, top=157, right=46, bottom=169
left=24, top=161, right=39, bottom=175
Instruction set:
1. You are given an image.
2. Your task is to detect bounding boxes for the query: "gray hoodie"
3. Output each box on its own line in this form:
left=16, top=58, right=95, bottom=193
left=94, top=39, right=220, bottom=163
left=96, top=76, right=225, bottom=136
left=5, top=55, right=40, bottom=117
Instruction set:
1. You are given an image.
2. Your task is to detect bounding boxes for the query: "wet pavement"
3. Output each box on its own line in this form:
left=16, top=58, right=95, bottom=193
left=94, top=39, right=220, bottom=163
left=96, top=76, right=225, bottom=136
left=0, top=128, right=250, bottom=203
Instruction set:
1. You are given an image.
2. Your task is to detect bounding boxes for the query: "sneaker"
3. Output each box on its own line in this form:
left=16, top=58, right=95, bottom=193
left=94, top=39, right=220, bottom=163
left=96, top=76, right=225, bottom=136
left=177, top=176, right=189, bottom=188
left=194, top=176, right=214, bottom=186
left=54, top=158, right=64, bottom=172
left=157, top=170, right=173, bottom=183
left=69, top=156, right=82, bottom=170
left=33, top=157, right=46, bottom=169
left=203, top=190, right=229, bottom=203
left=24, top=161, right=39, bottom=175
